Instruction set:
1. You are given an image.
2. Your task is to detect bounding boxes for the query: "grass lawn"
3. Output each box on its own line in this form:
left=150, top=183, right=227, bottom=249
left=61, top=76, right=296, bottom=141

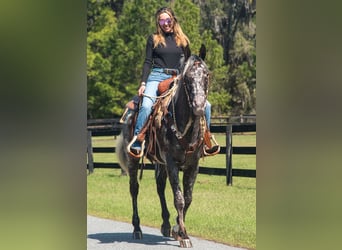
left=87, top=133, right=256, bottom=249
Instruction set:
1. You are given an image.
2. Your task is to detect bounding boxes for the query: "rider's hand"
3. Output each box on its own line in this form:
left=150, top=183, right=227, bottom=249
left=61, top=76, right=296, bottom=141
left=138, top=82, right=146, bottom=96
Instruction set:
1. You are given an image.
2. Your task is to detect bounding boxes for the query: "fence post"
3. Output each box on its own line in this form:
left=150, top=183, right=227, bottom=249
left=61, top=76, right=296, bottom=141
left=87, top=130, right=94, bottom=174
left=226, top=124, right=233, bottom=185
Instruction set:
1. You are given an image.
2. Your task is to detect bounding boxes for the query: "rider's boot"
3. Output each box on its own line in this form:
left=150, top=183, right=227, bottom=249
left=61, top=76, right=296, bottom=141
left=203, top=130, right=220, bottom=156
left=128, top=133, right=146, bottom=158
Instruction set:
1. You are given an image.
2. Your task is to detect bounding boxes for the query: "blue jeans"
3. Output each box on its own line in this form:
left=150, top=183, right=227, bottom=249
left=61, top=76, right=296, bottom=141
left=134, top=68, right=212, bottom=136
left=134, top=69, right=170, bottom=135
left=205, top=100, right=211, bottom=127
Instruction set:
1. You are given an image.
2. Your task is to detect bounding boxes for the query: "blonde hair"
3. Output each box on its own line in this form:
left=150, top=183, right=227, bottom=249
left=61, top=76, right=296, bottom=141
left=153, top=7, right=190, bottom=48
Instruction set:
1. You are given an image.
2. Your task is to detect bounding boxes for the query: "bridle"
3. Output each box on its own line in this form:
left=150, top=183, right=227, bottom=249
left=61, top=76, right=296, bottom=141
left=169, top=58, right=208, bottom=150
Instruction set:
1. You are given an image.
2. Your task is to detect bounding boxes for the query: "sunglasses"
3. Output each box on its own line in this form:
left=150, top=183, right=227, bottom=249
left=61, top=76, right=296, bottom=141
left=159, top=18, right=172, bottom=26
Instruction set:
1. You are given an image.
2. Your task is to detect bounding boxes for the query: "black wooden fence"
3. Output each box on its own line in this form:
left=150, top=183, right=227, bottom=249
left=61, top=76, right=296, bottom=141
left=87, top=116, right=256, bottom=185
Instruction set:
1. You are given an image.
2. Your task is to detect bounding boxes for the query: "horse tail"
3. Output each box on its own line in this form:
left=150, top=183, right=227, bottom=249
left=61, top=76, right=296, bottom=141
left=116, top=131, right=129, bottom=173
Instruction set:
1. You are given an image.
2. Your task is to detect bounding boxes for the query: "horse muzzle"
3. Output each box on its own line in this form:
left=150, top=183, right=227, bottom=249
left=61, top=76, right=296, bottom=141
left=192, top=102, right=206, bottom=116
left=192, top=95, right=206, bottom=116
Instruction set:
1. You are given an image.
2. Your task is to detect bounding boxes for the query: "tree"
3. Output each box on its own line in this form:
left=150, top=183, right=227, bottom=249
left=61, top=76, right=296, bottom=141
left=223, top=0, right=256, bottom=115
left=108, top=0, right=161, bottom=116
left=87, top=0, right=124, bottom=118
left=195, top=0, right=256, bottom=115
left=87, top=0, right=256, bottom=118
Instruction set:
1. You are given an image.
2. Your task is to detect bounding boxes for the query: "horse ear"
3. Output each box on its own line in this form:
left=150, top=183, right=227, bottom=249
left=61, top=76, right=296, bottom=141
left=199, top=44, right=206, bottom=60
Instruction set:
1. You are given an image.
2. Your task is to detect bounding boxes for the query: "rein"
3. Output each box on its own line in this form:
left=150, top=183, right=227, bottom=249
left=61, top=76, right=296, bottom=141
left=182, top=77, right=193, bottom=109
left=170, top=78, right=193, bottom=139
left=171, top=98, right=193, bottom=140
left=168, top=71, right=204, bottom=152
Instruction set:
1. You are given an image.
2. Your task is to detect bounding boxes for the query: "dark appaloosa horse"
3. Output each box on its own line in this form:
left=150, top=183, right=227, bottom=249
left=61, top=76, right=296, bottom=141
left=116, top=50, right=210, bottom=248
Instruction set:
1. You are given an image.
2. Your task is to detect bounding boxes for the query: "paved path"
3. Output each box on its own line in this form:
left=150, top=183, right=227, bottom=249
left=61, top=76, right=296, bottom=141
left=87, top=215, right=247, bottom=250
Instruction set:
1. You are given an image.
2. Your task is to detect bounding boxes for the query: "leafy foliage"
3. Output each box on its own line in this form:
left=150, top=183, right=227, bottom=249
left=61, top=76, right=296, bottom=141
left=87, top=0, right=256, bottom=118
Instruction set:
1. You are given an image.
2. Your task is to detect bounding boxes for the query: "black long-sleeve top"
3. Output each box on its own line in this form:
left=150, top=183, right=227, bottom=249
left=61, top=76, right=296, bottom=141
left=141, top=33, right=191, bottom=83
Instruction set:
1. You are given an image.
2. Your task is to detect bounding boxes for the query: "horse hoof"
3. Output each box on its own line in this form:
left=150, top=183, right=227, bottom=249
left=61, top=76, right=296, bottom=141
left=161, top=225, right=171, bottom=237
left=180, top=238, right=193, bottom=248
left=133, top=231, right=142, bottom=239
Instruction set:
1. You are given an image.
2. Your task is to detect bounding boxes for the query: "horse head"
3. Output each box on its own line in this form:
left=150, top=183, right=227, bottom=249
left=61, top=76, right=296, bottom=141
left=181, top=54, right=209, bottom=116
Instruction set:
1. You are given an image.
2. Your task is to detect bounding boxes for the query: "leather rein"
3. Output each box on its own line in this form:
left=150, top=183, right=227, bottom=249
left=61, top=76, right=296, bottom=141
left=167, top=71, right=205, bottom=153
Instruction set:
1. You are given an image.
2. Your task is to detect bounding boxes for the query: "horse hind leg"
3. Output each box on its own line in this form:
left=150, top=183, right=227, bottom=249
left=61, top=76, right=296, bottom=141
left=129, top=167, right=143, bottom=239
left=155, top=164, right=171, bottom=237
left=117, top=119, right=142, bottom=238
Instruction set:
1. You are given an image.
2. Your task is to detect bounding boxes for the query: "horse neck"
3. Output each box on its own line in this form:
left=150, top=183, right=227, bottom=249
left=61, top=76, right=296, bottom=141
left=172, top=83, right=204, bottom=150
left=173, top=82, right=196, bottom=133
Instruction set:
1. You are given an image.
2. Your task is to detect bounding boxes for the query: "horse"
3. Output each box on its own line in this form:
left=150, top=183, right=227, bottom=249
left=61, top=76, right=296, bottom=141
left=116, top=50, right=210, bottom=248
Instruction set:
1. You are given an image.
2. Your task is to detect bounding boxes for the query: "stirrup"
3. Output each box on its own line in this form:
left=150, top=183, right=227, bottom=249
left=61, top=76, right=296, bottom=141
left=127, top=135, right=145, bottom=158
left=203, top=135, right=220, bottom=156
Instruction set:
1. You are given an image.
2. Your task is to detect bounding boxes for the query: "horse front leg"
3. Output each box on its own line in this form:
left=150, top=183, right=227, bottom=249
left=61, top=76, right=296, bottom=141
left=155, top=164, right=171, bottom=237
left=167, top=158, right=192, bottom=248
left=182, top=163, right=199, bottom=222
left=128, top=166, right=142, bottom=239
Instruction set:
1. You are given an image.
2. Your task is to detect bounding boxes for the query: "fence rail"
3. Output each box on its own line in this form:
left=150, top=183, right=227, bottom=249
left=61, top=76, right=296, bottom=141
left=87, top=117, right=256, bottom=185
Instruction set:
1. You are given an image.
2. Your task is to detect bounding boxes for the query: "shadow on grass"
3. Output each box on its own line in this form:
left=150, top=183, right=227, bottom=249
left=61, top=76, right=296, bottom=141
left=106, top=173, right=128, bottom=178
